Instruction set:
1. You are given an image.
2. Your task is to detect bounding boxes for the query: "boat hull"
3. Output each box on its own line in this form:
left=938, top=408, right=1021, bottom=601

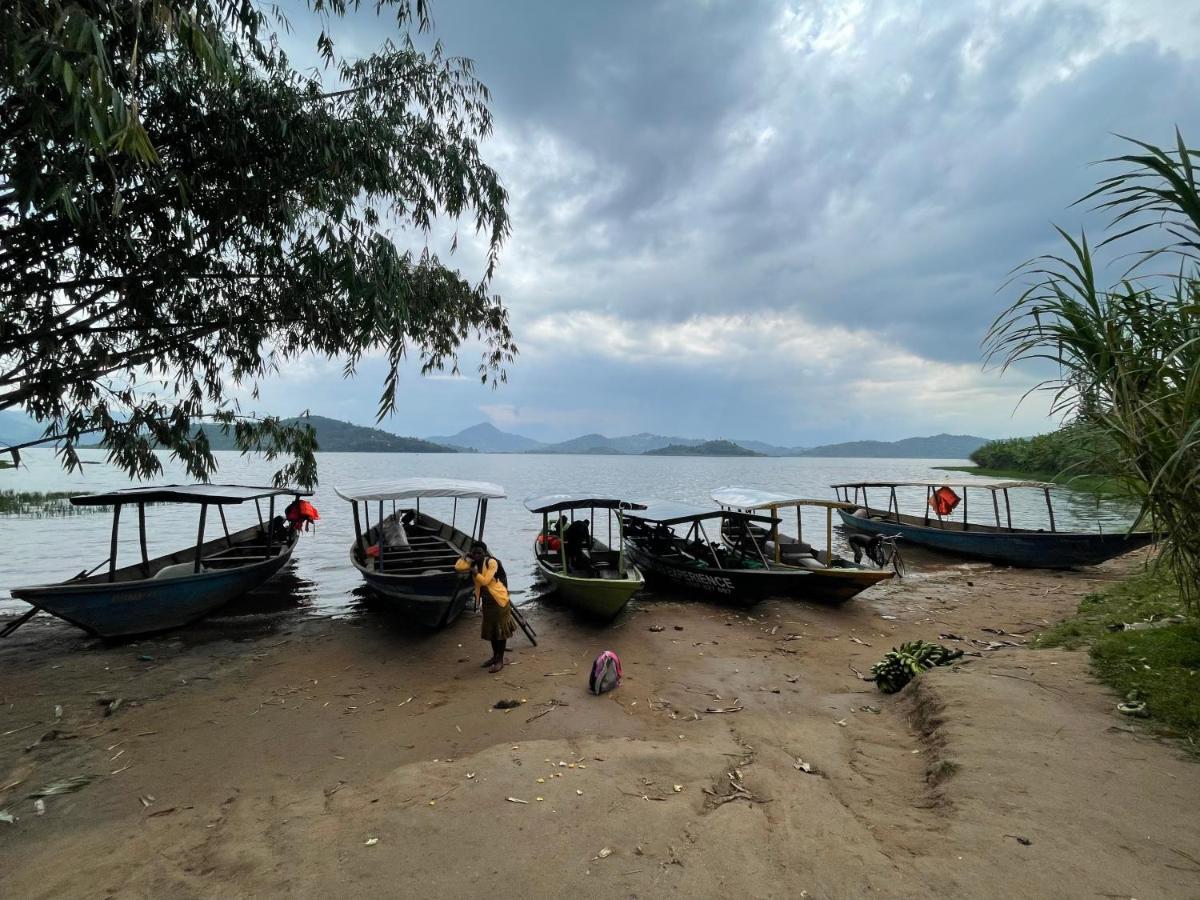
left=349, top=510, right=485, bottom=629
left=357, top=564, right=475, bottom=628
left=837, top=508, right=1154, bottom=568
left=11, top=543, right=295, bottom=638
left=624, top=540, right=817, bottom=607
left=532, top=542, right=643, bottom=620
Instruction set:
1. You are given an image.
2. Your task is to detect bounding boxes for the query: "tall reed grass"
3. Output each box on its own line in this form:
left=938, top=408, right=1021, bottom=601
left=988, top=131, right=1200, bottom=612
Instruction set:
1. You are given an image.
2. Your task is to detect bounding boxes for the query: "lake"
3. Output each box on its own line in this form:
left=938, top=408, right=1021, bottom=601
left=0, top=449, right=1136, bottom=616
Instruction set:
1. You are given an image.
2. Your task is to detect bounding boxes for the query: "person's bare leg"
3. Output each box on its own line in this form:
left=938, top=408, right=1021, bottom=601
left=488, top=639, right=506, bottom=673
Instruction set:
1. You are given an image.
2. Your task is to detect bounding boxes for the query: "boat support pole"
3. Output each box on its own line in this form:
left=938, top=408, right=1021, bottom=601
left=138, top=502, right=149, bottom=578
left=264, top=497, right=275, bottom=560
left=254, top=499, right=264, bottom=530
left=1, top=607, right=40, bottom=638
left=478, top=499, right=488, bottom=543
left=992, top=491, right=1001, bottom=527
left=1003, top=490, right=1013, bottom=529
left=109, top=503, right=122, bottom=582
left=558, top=515, right=568, bottom=574
left=698, top=521, right=722, bottom=569
left=616, top=511, right=625, bottom=578
left=826, top=506, right=833, bottom=564
left=1044, top=488, right=1056, bottom=532
left=962, top=488, right=969, bottom=532
left=194, top=503, right=207, bottom=574
left=218, top=505, right=232, bottom=546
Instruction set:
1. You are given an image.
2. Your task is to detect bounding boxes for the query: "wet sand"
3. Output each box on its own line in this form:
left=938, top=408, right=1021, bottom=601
left=2, top=551, right=1198, bottom=899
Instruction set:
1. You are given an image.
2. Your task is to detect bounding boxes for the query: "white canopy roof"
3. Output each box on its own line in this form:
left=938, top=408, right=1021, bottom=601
left=711, top=487, right=801, bottom=510
left=711, top=487, right=852, bottom=512
left=335, top=478, right=506, bottom=503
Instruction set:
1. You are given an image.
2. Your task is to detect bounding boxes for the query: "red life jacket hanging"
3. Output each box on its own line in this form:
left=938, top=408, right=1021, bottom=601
left=285, top=499, right=321, bottom=531
left=929, top=486, right=960, bottom=517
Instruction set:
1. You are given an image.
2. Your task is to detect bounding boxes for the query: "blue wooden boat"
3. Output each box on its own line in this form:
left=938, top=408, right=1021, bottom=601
left=7, top=485, right=310, bottom=637
left=336, top=479, right=506, bottom=629
left=831, top=480, right=1153, bottom=569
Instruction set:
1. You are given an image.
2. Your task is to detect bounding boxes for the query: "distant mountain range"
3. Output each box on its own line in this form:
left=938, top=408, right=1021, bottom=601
left=426, top=422, right=990, bottom=458
left=2, top=409, right=990, bottom=459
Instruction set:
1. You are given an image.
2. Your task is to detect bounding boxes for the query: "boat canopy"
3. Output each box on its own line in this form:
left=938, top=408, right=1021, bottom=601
left=523, top=494, right=647, bottom=514
left=334, top=478, right=506, bottom=503
left=830, top=480, right=1055, bottom=491
left=711, top=487, right=855, bottom=511
left=624, top=500, right=779, bottom=527
left=69, top=484, right=310, bottom=507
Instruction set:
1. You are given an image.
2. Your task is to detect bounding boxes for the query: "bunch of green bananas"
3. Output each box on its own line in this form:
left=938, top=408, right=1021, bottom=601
left=869, top=640, right=964, bottom=694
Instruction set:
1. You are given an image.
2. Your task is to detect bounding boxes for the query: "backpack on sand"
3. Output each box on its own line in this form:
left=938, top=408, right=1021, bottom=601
left=589, top=650, right=622, bottom=695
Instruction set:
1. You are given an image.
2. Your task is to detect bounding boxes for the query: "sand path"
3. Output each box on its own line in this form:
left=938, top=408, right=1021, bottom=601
left=2, top=553, right=1197, bottom=899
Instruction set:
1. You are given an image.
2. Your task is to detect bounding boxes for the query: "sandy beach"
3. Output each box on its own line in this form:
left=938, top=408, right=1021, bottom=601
left=2, top=550, right=1198, bottom=900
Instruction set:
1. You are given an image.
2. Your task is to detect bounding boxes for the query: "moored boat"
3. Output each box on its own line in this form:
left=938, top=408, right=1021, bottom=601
left=7, top=485, right=311, bottom=638
left=525, top=493, right=645, bottom=620
left=335, top=478, right=505, bottom=628
left=831, top=480, right=1154, bottom=568
left=622, top=502, right=815, bottom=606
left=711, top=487, right=895, bottom=603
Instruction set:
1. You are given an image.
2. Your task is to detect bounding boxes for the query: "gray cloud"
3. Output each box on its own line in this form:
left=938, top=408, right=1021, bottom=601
left=268, top=0, right=1200, bottom=440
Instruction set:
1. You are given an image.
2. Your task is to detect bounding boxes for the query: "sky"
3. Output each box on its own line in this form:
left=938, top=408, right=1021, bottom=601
left=244, top=0, right=1200, bottom=444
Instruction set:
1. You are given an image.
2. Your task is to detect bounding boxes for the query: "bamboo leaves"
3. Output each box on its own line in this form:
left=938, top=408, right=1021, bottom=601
left=988, top=132, right=1200, bottom=612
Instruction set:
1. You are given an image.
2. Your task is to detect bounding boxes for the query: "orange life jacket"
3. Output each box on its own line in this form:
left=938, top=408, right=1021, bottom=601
left=929, top=486, right=960, bottom=517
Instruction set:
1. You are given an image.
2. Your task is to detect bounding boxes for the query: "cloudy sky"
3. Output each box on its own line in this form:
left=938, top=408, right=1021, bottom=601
left=251, top=0, right=1200, bottom=444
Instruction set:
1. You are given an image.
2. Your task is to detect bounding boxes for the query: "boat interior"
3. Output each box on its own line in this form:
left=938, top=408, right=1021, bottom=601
left=536, top=536, right=626, bottom=579
left=848, top=505, right=1055, bottom=534
left=722, top=520, right=841, bottom=568
left=626, top=518, right=772, bottom=571
left=358, top=510, right=473, bottom=576
left=72, top=522, right=294, bottom=585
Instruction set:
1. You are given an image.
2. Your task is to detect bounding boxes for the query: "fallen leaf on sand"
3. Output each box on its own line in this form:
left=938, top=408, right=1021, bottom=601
left=834, top=719, right=848, bottom=727
left=592, top=848, right=613, bottom=860
left=365, top=837, right=378, bottom=846
left=506, top=797, right=529, bottom=804
left=673, top=785, right=683, bottom=792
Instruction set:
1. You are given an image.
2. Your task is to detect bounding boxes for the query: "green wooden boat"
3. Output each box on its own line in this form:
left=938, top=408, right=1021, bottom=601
left=525, top=494, right=646, bottom=620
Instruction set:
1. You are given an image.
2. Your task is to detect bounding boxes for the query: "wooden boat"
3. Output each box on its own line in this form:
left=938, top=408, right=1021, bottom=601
left=831, top=480, right=1154, bottom=568
left=336, top=479, right=506, bottom=628
left=711, top=488, right=895, bottom=603
left=622, top=502, right=819, bottom=606
left=525, top=494, right=645, bottom=620
left=7, top=485, right=309, bottom=638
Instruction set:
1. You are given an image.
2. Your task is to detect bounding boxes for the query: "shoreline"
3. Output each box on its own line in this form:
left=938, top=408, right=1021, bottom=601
left=2, top=549, right=1197, bottom=898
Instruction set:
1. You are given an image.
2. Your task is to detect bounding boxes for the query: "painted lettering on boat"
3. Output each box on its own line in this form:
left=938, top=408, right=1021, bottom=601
left=637, top=556, right=735, bottom=594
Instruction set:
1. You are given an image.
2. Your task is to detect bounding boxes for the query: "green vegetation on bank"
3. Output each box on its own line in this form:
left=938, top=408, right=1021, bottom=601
left=966, top=422, right=1119, bottom=477
left=1037, top=567, right=1200, bottom=753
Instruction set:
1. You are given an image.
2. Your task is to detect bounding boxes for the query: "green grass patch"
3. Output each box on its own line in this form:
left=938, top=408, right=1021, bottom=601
left=1037, top=566, right=1200, bottom=752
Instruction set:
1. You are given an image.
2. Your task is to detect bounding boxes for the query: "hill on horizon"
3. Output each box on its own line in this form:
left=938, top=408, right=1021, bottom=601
left=644, top=440, right=765, bottom=457
left=201, top=415, right=458, bottom=454
left=795, top=433, right=990, bottom=458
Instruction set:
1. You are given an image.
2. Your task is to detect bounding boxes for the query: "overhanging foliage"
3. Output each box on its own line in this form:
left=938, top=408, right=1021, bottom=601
left=1, top=0, right=515, bottom=486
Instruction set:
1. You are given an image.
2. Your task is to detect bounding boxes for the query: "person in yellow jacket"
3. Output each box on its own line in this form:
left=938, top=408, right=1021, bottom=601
left=455, top=545, right=514, bottom=673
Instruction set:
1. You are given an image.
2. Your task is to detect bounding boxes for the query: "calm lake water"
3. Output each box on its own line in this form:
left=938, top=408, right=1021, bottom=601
left=0, top=449, right=1136, bottom=617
